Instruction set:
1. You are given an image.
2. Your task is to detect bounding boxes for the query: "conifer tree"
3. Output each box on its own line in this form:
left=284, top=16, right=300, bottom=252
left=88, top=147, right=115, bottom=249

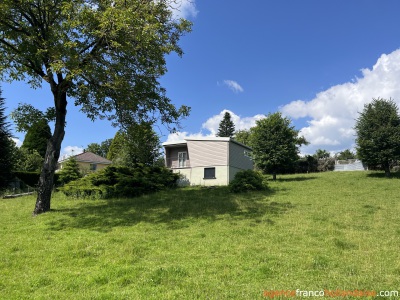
left=21, top=119, right=51, bottom=158
left=217, top=112, right=235, bottom=137
left=58, top=157, right=82, bottom=185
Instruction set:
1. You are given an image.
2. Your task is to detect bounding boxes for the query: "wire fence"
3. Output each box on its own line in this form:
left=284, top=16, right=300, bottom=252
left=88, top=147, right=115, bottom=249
left=2, top=178, right=37, bottom=199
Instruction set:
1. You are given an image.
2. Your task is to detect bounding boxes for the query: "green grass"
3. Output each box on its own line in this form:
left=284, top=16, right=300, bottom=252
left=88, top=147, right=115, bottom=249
left=1, top=171, right=400, bottom=299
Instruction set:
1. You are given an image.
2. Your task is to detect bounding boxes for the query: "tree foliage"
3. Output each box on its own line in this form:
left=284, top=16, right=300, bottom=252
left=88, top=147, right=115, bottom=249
left=336, top=149, right=356, bottom=160
left=86, top=138, right=112, bottom=158
left=108, top=122, right=162, bottom=167
left=314, top=149, right=330, bottom=159
left=21, top=119, right=51, bottom=157
left=58, top=157, right=82, bottom=185
left=355, top=98, right=400, bottom=177
left=249, top=112, right=307, bottom=180
left=10, top=103, right=55, bottom=133
left=217, top=112, right=235, bottom=138
left=13, top=148, right=44, bottom=172
left=0, top=89, right=13, bottom=190
left=0, top=0, right=191, bottom=214
left=234, top=129, right=251, bottom=146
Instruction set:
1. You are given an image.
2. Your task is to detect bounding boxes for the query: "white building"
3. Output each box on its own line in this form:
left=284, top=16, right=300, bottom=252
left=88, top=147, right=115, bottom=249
left=163, top=137, right=253, bottom=186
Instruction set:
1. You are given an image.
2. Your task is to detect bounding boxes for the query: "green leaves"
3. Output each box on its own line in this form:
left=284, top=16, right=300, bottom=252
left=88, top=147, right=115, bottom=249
left=249, top=112, right=307, bottom=177
left=355, top=98, right=400, bottom=175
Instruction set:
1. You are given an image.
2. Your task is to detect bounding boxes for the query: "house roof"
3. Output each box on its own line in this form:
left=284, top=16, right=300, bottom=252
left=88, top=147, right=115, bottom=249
left=59, top=151, right=112, bottom=164
left=162, top=137, right=252, bottom=150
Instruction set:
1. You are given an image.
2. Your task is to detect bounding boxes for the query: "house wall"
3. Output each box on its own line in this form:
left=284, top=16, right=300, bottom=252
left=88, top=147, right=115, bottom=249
left=166, top=139, right=253, bottom=186
left=229, top=142, right=253, bottom=170
left=76, top=162, right=110, bottom=173
left=186, top=140, right=228, bottom=167
left=172, top=166, right=229, bottom=186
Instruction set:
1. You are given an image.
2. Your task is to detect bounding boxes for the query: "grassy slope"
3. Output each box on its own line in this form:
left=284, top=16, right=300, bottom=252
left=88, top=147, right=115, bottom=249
left=1, top=171, right=400, bottom=299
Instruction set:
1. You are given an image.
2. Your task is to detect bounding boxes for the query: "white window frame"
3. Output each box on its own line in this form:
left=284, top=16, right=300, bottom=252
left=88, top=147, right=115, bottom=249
left=178, top=152, right=187, bottom=168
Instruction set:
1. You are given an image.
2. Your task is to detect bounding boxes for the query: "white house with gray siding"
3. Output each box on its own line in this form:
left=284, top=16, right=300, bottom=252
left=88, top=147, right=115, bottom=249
left=163, top=137, right=253, bottom=186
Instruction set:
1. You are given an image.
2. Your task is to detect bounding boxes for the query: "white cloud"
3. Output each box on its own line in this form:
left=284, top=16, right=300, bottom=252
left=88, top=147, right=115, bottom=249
left=281, top=49, right=400, bottom=154
left=223, top=80, right=244, bottom=93
left=171, top=0, right=198, bottom=19
left=165, top=110, right=264, bottom=143
left=60, top=146, right=84, bottom=160
left=202, top=109, right=263, bottom=135
left=12, top=138, right=22, bottom=147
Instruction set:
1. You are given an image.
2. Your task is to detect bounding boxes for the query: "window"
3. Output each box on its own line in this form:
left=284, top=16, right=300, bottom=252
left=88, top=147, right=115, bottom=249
left=178, top=152, right=187, bottom=168
left=90, top=163, right=97, bottom=171
left=204, top=167, right=216, bottom=179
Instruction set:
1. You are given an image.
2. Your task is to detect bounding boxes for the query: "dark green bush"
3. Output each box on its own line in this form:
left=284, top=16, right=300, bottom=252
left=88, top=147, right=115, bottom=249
left=13, top=171, right=40, bottom=187
left=60, top=165, right=180, bottom=198
left=229, top=170, right=266, bottom=193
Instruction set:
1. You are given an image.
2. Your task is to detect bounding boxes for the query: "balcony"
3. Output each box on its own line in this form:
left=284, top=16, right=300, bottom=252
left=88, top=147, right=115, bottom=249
left=165, top=157, right=191, bottom=169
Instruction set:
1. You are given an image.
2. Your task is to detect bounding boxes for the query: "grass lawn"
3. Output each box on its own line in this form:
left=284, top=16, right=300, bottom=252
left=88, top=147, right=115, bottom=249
left=1, top=171, right=400, bottom=299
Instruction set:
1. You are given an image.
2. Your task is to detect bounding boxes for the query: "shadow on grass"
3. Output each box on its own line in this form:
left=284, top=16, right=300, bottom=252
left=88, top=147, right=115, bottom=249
left=47, top=187, right=293, bottom=232
left=273, top=176, right=318, bottom=182
left=366, top=172, right=400, bottom=179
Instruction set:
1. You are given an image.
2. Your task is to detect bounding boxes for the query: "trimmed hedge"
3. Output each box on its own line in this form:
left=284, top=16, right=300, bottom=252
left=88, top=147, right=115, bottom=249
left=229, top=170, right=266, bottom=193
left=59, top=165, right=180, bottom=199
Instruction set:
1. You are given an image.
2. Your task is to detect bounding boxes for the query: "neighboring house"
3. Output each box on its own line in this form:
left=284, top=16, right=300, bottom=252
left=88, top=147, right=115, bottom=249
left=163, top=137, right=253, bottom=186
left=57, top=151, right=112, bottom=173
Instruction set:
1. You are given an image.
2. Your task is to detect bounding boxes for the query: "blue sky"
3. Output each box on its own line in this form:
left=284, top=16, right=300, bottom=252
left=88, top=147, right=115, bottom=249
left=4, top=0, right=400, bottom=157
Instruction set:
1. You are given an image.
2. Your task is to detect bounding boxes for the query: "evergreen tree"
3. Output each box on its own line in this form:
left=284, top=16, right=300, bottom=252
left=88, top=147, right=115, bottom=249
left=21, top=119, right=51, bottom=157
left=0, top=89, right=13, bottom=190
left=58, top=157, right=82, bottom=185
left=217, top=112, right=235, bottom=137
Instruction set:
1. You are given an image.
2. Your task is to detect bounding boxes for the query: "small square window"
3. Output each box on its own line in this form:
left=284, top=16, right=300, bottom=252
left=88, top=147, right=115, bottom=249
left=90, top=163, right=97, bottom=171
left=204, top=167, right=216, bottom=179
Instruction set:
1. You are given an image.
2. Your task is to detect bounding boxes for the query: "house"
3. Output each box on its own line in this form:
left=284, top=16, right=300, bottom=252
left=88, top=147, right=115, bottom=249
left=57, top=151, right=112, bottom=173
left=163, top=137, right=253, bottom=186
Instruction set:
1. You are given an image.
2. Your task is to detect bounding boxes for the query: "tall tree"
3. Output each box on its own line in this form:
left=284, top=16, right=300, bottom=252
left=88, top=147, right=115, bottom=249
left=0, top=89, right=13, bottom=190
left=108, top=122, right=162, bottom=167
left=217, top=112, right=235, bottom=137
left=86, top=138, right=112, bottom=158
left=250, top=112, right=307, bottom=180
left=0, top=0, right=191, bottom=214
left=314, top=149, right=330, bottom=159
left=234, top=129, right=251, bottom=146
left=355, top=98, right=400, bottom=177
left=10, top=103, right=55, bottom=133
left=21, top=119, right=51, bottom=157
left=336, top=149, right=356, bottom=160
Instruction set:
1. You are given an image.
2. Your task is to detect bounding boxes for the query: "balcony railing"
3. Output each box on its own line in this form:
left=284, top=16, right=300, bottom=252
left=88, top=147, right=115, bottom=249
left=165, top=157, right=191, bottom=169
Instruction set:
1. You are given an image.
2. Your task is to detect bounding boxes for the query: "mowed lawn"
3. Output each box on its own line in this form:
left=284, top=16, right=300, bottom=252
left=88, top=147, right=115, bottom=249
left=1, top=171, right=400, bottom=299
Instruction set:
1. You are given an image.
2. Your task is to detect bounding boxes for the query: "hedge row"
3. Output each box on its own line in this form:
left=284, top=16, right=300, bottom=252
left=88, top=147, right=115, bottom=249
left=59, top=165, right=180, bottom=199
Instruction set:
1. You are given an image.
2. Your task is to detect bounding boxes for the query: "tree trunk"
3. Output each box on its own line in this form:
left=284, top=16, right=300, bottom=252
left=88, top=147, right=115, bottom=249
left=272, top=172, right=276, bottom=181
left=33, top=90, right=67, bottom=215
left=384, top=162, right=391, bottom=178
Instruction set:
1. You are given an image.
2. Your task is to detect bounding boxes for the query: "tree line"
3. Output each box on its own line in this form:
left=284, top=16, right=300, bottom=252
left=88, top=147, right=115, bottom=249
left=218, top=99, right=400, bottom=179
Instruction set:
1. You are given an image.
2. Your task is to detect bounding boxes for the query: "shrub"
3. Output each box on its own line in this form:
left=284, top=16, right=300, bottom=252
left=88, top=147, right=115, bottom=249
left=59, top=165, right=180, bottom=199
left=229, top=170, right=265, bottom=193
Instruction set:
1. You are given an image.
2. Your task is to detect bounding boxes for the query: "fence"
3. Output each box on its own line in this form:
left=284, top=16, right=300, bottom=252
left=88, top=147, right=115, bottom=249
left=334, top=160, right=366, bottom=171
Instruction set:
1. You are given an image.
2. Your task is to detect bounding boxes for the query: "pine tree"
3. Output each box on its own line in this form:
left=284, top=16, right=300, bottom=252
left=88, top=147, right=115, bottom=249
left=217, top=112, right=235, bottom=137
left=21, top=119, right=51, bottom=157
left=0, top=89, right=14, bottom=190
left=58, top=157, right=82, bottom=185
